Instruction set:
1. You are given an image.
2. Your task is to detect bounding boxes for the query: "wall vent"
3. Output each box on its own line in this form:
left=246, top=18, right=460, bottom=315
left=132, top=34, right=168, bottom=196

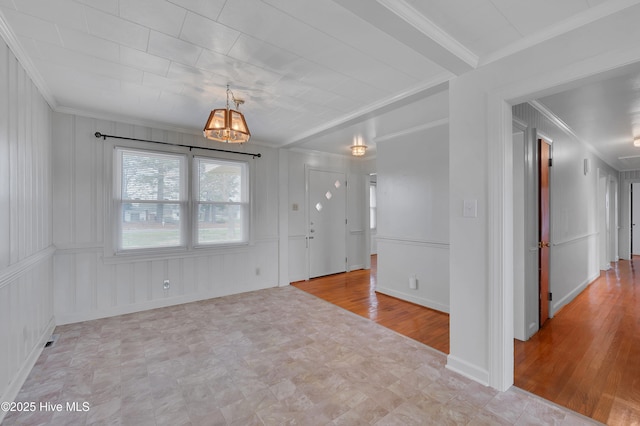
left=44, top=334, right=59, bottom=348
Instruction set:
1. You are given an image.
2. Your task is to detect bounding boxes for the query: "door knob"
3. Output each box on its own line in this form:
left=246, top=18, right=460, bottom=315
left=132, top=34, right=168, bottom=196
left=538, top=241, right=550, bottom=248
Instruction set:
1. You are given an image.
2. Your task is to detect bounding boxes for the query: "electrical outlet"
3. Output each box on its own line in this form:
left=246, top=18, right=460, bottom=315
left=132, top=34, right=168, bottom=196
left=163, top=280, right=170, bottom=290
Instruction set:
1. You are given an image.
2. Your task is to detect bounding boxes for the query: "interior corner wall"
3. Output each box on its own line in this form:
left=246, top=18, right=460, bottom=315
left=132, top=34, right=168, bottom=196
left=51, top=113, right=280, bottom=324
left=0, top=41, right=55, bottom=418
left=286, top=150, right=369, bottom=283
left=376, top=124, right=450, bottom=312
left=512, top=103, right=617, bottom=320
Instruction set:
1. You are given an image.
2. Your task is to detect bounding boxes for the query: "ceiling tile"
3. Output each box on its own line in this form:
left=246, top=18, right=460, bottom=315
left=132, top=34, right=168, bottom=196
left=85, top=7, right=150, bottom=51
left=167, top=62, right=225, bottom=88
left=142, top=72, right=185, bottom=95
left=179, top=12, right=240, bottom=54
left=410, top=0, right=519, bottom=57
left=196, top=48, right=283, bottom=89
left=0, top=8, right=62, bottom=45
left=167, top=0, right=227, bottom=21
left=262, top=0, right=445, bottom=80
left=14, top=0, right=87, bottom=32
left=120, top=81, right=161, bottom=102
left=37, top=60, right=121, bottom=93
left=227, top=34, right=303, bottom=75
left=489, top=0, right=590, bottom=36
left=58, top=27, right=119, bottom=62
left=120, top=46, right=171, bottom=77
left=119, top=0, right=187, bottom=38
left=147, top=31, right=202, bottom=66
left=74, top=0, right=118, bottom=15
left=33, top=40, right=143, bottom=84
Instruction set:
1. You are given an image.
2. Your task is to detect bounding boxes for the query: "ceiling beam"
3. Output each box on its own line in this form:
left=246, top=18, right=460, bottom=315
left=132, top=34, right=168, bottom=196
left=334, top=0, right=477, bottom=75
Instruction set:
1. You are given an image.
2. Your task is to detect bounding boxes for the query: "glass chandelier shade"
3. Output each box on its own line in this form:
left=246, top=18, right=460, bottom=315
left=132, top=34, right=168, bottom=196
left=203, top=86, right=251, bottom=144
left=351, top=145, right=367, bottom=156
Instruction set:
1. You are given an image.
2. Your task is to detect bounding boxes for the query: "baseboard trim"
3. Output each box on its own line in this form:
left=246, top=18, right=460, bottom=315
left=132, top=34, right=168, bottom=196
left=376, top=286, right=449, bottom=313
left=446, top=354, right=489, bottom=386
left=551, top=271, right=600, bottom=316
left=55, top=284, right=278, bottom=325
left=0, top=316, right=56, bottom=424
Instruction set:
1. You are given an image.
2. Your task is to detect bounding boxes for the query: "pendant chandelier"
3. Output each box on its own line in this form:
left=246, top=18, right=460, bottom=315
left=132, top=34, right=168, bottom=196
left=203, top=85, right=251, bottom=143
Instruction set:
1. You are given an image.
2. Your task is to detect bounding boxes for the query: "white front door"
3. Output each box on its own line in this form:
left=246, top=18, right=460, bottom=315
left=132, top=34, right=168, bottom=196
left=308, top=169, right=346, bottom=278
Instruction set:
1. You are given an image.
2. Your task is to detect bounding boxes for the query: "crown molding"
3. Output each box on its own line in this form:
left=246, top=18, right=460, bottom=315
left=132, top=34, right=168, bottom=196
left=0, top=9, right=57, bottom=109
left=376, top=0, right=478, bottom=69
left=481, top=0, right=640, bottom=66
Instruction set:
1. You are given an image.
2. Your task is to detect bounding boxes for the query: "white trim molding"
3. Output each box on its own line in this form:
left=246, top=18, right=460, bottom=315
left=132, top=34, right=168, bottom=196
left=376, top=0, right=478, bottom=69
left=0, top=9, right=56, bottom=109
left=0, top=317, right=55, bottom=424
left=487, top=95, right=514, bottom=392
left=0, top=246, right=56, bottom=289
left=446, top=354, right=490, bottom=386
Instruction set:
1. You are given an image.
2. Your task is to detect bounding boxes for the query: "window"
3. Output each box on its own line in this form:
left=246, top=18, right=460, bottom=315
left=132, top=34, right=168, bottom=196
left=194, top=157, right=248, bottom=245
left=115, top=147, right=249, bottom=253
left=370, top=183, right=377, bottom=230
left=116, top=149, right=186, bottom=251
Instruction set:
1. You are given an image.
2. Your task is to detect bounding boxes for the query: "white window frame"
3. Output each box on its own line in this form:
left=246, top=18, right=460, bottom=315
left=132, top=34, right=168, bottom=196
left=369, top=182, right=377, bottom=230
left=112, top=145, right=251, bottom=257
left=193, top=156, right=249, bottom=247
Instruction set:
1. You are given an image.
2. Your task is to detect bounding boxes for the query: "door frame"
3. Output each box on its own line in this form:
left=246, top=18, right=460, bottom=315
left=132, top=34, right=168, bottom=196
left=304, top=164, right=348, bottom=280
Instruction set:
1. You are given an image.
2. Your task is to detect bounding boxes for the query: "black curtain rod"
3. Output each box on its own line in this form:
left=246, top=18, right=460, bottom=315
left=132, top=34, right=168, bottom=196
left=94, top=132, right=261, bottom=158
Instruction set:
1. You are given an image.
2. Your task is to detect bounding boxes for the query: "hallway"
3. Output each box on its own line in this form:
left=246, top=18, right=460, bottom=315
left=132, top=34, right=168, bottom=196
left=295, top=256, right=640, bottom=425
left=515, top=258, right=640, bottom=425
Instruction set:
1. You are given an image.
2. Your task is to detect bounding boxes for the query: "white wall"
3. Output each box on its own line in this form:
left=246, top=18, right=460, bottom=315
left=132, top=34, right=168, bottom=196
left=376, top=123, right=449, bottom=312
left=52, top=113, right=280, bottom=324
left=0, top=41, right=54, bottom=418
left=286, top=149, right=369, bottom=282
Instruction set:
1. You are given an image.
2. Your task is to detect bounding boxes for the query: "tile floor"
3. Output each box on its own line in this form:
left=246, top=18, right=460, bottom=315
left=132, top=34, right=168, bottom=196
left=2, top=287, right=600, bottom=425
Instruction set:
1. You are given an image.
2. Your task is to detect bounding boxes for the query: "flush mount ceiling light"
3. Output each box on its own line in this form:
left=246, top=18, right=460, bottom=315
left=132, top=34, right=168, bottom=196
left=203, top=85, right=251, bottom=143
left=351, top=136, right=367, bottom=156
left=634, top=137, right=640, bottom=147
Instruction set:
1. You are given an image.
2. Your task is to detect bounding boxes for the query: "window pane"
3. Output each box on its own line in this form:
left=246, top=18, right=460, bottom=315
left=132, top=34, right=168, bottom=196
left=121, top=151, right=182, bottom=201
left=370, top=185, right=377, bottom=207
left=121, top=203, right=182, bottom=249
left=197, top=204, right=245, bottom=244
left=197, top=158, right=245, bottom=202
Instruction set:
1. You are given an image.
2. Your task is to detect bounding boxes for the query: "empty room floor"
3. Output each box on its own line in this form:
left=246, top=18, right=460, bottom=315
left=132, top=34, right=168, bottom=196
left=2, top=285, right=596, bottom=425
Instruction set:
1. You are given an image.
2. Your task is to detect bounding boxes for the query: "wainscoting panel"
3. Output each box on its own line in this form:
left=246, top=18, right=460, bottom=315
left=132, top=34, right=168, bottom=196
left=377, top=237, right=450, bottom=313
left=0, top=40, right=54, bottom=420
left=54, top=240, right=279, bottom=324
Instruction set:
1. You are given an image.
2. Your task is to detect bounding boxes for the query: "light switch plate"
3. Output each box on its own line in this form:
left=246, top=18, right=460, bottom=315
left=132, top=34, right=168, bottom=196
left=463, top=199, right=477, bottom=218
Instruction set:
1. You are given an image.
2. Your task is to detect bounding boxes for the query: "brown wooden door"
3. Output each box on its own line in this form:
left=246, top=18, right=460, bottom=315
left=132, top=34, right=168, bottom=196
left=539, top=139, right=551, bottom=327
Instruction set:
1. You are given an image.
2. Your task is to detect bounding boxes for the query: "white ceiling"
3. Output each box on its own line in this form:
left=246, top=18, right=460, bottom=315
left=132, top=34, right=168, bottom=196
left=535, top=64, right=640, bottom=171
left=0, top=0, right=638, bottom=159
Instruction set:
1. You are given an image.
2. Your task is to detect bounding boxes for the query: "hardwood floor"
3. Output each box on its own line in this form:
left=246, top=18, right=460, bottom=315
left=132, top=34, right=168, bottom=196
left=292, top=255, right=450, bottom=354
left=294, top=255, right=640, bottom=425
left=515, top=258, right=640, bottom=425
